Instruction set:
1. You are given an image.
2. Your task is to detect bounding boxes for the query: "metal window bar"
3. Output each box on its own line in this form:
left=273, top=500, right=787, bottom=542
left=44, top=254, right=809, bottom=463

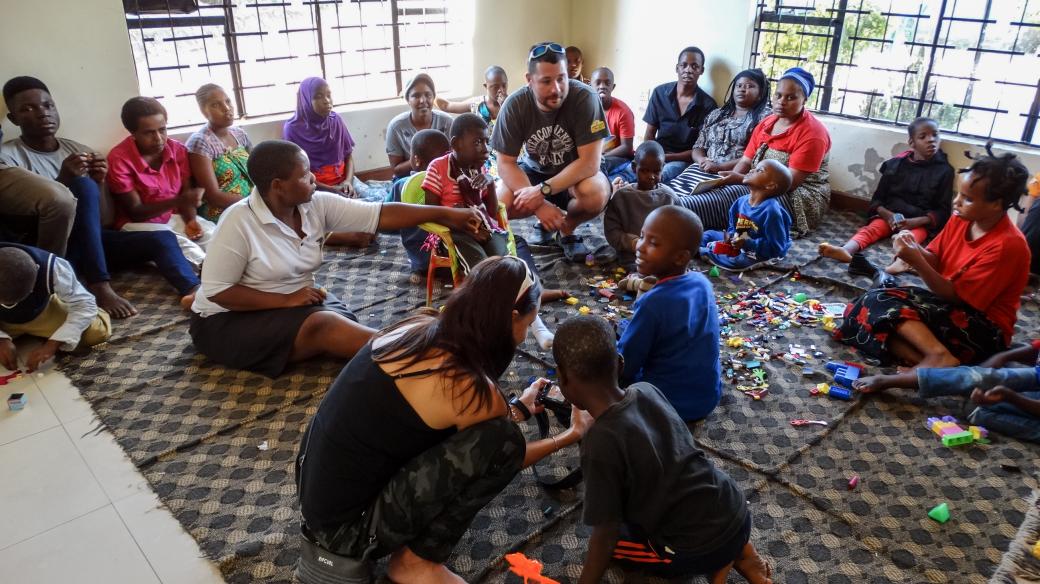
left=125, top=0, right=457, bottom=122
left=752, top=0, right=1040, bottom=145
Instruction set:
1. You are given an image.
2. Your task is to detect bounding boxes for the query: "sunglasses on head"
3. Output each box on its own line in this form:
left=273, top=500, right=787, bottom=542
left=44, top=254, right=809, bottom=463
left=528, top=42, right=565, bottom=61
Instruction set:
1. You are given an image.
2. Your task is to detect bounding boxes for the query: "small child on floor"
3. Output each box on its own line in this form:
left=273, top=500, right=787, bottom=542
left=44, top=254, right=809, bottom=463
left=618, top=206, right=722, bottom=422
left=700, top=159, right=792, bottom=271
left=421, top=113, right=509, bottom=274
left=553, top=315, right=772, bottom=584
left=390, top=129, right=451, bottom=282
left=0, top=244, right=111, bottom=372
left=855, top=342, right=1040, bottom=443
left=603, top=141, right=678, bottom=266
left=819, top=117, right=954, bottom=276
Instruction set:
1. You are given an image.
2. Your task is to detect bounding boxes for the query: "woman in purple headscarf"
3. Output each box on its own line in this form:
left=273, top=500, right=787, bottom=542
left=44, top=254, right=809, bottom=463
left=284, top=77, right=358, bottom=197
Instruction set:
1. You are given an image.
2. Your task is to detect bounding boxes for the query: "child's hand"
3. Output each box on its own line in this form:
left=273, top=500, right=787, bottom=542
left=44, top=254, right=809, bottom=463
left=340, top=181, right=358, bottom=198
left=0, top=338, right=18, bottom=371
left=979, top=351, right=1011, bottom=369
left=469, top=173, right=494, bottom=192
left=184, top=218, right=203, bottom=241
left=970, top=385, right=1012, bottom=406
left=611, top=176, right=628, bottom=193
left=568, top=405, right=594, bottom=438
left=473, top=225, right=491, bottom=243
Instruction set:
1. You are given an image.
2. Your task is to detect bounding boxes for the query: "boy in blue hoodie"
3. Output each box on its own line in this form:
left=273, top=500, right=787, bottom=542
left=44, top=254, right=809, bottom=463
left=700, top=159, right=792, bottom=271
left=618, top=206, right=721, bottom=422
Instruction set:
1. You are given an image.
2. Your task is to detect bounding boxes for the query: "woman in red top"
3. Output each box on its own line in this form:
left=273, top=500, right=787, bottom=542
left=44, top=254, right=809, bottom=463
left=836, top=145, right=1031, bottom=367
left=716, top=67, right=831, bottom=235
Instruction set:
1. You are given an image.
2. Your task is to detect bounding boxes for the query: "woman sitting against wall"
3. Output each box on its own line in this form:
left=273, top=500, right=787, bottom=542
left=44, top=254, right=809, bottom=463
left=712, top=67, right=832, bottom=235
left=186, top=84, right=254, bottom=223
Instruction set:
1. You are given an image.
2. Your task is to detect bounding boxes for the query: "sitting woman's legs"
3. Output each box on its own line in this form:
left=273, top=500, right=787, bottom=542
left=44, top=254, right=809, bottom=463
left=891, top=320, right=959, bottom=369
left=289, top=310, right=376, bottom=363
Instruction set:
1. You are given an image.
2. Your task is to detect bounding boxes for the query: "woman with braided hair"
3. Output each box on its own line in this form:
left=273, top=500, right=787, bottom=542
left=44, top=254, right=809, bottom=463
left=835, top=142, right=1032, bottom=369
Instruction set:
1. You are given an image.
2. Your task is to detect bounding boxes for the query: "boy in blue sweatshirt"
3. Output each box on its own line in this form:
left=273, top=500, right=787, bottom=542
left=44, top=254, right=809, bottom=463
left=700, top=159, right=793, bottom=271
left=618, top=206, right=722, bottom=421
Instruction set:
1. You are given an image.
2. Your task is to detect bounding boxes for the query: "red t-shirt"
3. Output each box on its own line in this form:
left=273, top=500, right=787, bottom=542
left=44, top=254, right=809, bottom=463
left=107, top=136, right=191, bottom=229
left=603, top=97, right=635, bottom=151
left=743, top=110, right=831, bottom=174
left=421, top=153, right=500, bottom=231
left=925, top=214, right=1030, bottom=341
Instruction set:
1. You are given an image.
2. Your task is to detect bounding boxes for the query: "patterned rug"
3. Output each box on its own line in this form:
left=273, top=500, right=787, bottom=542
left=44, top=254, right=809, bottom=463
left=58, top=203, right=1040, bottom=584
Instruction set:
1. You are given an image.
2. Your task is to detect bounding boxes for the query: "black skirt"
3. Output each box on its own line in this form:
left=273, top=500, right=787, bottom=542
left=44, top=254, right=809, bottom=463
left=189, top=293, right=357, bottom=377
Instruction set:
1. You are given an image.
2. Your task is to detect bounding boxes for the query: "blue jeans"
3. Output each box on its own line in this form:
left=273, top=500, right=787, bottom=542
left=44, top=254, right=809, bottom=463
left=918, top=366, right=1040, bottom=443
left=661, top=161, right=690, bottom=184
left=63, top=177, right=198, bottom=295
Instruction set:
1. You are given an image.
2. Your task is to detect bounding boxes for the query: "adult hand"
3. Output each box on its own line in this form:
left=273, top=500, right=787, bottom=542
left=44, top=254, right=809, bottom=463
left=534, top=203, right=567, bottom=232
left=699, top=159, right=719, bottom=174
left=513, top=185, right=546, bottom=213
left=0, top=338, right=18, bottom=371
left=57, top=152, right=90, bottom=183
left=519, top=378, right=550, bottom=416
left=285, top=286, right=326, bottom=308
left=26, top=340, right=60, bottom=372
left=892, top=230, right=921, bottom=263
left=717, top=170, right=744, bottom=186
left=87, top=154, right=108, bottom=183
left=567, top=405, right=594, bottom=438
left=444, top=207, right=483, bottom=235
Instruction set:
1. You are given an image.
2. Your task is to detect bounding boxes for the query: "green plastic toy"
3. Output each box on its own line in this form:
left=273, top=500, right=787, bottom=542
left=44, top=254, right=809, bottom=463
left=793, top=292, right=808, bottom=303
left=927, top=502, right=950, bottom=523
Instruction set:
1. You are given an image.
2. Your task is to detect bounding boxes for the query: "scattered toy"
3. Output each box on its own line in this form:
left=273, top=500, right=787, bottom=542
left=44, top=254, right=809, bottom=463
left=790, top=419, right=828, bottom=427
left=505, top=552, right=560, bottom=584
left=7, top=392, right=27, bottom=411
left=565, top=296, right=579, bottom=305
left=927, top=502, right=950, bottom=524
left=811, top=383, right=853, bottom=401
left=926, top=416, right=988, bottom=447
left=847, top=475, right=859, bottom=490
left=578, top=306, right=591, bottom=315
left=0, top=370, right=23, bottom=386
left=826, top=361, right=862, bottom=388
left=708, top=266, right=721, bottom=278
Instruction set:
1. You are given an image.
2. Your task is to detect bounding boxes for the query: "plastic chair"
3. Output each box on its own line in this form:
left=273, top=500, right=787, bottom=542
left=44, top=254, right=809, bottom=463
left=400, top=172, right=516, bottom=306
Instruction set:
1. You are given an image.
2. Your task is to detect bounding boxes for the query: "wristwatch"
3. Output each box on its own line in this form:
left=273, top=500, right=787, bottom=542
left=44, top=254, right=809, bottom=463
left=539, top=181, right=552, bottom=196
left=508, top=394, right=532, bottom=421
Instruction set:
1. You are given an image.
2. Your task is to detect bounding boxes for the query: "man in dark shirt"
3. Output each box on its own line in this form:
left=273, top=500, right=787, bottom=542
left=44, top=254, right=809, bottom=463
left=492, top=41, right=610, bottom=262
left=643, top=46, right=719, bottom=184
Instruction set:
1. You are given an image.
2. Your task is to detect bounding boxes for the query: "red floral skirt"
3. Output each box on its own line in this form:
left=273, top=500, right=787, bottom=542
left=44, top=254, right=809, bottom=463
left=834, top=286, right=1007, bottom=365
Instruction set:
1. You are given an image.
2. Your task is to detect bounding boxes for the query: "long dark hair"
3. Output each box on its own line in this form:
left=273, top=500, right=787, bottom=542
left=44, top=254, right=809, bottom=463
left=372, top=256, right=542, bottom=414
left=720, top=68, right=770, bottom=125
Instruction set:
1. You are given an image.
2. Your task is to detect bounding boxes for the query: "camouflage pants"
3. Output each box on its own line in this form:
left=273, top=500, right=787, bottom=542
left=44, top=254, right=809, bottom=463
left=301, top=417, right=525, bottom=563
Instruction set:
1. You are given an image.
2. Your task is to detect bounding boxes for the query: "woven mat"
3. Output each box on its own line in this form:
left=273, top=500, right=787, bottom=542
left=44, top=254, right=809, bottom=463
left=59, top=210, right=1040, bottom=583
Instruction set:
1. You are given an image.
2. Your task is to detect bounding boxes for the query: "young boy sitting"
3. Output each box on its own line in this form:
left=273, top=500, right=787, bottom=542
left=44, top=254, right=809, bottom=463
left=603, top=141, right=678, bottom=266
left=618, top=205, right=721, bottom=421
left=700, top=159, right=793, bottom=271
left=421, top=113, right=509, bottom=274
left=855, top=342, right=1040, bottom=443
left=389, top=129, right=451, bottom=283
left=0, top=244, right=111, bottom=372
left=819, top=117, right=954, bottom=276
left=553, top=315, right=773, bottom=584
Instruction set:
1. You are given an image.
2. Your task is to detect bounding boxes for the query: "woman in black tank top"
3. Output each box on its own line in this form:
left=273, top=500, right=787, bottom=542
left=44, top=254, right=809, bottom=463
left=295, top=256, right=593, bottom=584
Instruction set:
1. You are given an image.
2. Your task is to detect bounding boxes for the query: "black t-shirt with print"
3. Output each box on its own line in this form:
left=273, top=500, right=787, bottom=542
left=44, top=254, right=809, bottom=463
left=491, top=79, right=608, bottom=176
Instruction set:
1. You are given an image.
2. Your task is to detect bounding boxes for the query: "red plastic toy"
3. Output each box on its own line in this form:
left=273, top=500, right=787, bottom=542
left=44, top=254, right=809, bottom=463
left=0, top=370, right=23, bottom=386
left=505, top=553, right=560, bottom=584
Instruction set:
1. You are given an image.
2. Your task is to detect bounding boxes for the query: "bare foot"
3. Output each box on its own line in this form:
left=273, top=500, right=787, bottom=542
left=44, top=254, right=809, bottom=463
left=819, top=242, right=853, bottom=263
left=387, top=547, right=466, bottom=584
left=88, top=281, right=137, bottom=319
left=885, top=258, right=912, bottom=275
left=327, top=232, right=374, bottom=247
left=853, top=371, right=913, bottom=394
left=541, top=289, right=570, bottom=303
left=971, top=386, right=1011, bottom=406
left=733, top=542, right=773, bottom=584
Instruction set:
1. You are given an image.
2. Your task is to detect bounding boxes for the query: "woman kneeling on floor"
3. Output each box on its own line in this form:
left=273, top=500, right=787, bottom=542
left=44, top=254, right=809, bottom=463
left=835, top=144, right=1031, bottom=368
left=295, top=256, right=592, bottom=584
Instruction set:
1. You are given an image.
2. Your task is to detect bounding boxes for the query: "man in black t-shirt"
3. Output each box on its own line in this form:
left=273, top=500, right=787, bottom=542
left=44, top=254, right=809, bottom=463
left=491, top=41, right=610, bottom=262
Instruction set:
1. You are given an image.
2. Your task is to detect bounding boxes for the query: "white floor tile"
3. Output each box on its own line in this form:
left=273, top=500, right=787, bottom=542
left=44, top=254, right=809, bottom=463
left=64, top=413, right=151, bottom=503
left=0, top=505, right=161, bottom=584
left=35, top=369, right=95, bottom=423
left=0, top=371, right=59, bottom=446
left=115, top=491, right=226, bottom=584
left=0, top=426, right=109, bottom=549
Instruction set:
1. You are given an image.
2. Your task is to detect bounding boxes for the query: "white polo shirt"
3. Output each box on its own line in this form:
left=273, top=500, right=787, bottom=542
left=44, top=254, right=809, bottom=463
left=191, top=190, right=381, bottom=317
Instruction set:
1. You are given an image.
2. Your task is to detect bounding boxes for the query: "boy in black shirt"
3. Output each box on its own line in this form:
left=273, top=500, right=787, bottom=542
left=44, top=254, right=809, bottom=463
left=552, top=315, right=772, bottom=584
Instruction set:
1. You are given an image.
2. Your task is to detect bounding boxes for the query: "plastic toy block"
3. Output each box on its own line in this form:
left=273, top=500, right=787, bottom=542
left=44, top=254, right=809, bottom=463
left=1032, top=539, right=1040, bottom=559
left=969, top=426, right=989, bottom=441
left=708, top=266, right=721, bottom=278
left=927, top=502, right=950, bottom=523
left=578, top=306, right=591, bottom=315
left=7, top=392, right=27, bottom=411
left=941, top=431, right=974, bottom=447
left=598, top=289, right=615, bottom=300
left=793, top=292, right=808, bottom=303
left=565, top=296, right=579, bottom=305
left=706, top=241, right=740, bottom=256
left=823, top=385, right=852, bottom=400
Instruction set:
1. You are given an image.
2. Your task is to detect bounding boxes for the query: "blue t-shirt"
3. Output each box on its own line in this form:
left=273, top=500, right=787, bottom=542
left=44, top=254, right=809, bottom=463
left=703, top=195, right=792, bottom=269
left=617, top=271, right=721, bottom=421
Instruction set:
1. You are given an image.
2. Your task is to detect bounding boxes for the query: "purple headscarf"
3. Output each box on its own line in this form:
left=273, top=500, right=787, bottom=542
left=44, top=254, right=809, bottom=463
left=283, top=77, right=355, bottom=170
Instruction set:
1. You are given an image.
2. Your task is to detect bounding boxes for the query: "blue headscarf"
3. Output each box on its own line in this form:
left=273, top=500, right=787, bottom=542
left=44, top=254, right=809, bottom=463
left=780, top=67, right=815, bottom=98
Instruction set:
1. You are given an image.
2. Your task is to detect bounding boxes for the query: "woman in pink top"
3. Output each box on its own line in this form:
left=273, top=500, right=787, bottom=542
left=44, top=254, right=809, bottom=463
left=107, top=97, right=212, bottom=267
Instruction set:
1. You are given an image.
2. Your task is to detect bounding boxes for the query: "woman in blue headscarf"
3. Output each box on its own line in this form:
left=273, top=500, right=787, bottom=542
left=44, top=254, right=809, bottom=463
left=716, top=67, right=832, bottom=234
left=284, top=77, right=358, bottom=197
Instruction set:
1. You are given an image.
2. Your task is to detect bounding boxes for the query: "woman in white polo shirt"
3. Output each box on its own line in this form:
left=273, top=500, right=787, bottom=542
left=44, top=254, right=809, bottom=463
left=189, top=140, right=480, bottom=377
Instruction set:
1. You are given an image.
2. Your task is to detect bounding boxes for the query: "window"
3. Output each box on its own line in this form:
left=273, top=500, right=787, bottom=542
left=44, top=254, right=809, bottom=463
left=124, top=0, right=471, bottom=127
left=751, top=0, right=1040, bottom=145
